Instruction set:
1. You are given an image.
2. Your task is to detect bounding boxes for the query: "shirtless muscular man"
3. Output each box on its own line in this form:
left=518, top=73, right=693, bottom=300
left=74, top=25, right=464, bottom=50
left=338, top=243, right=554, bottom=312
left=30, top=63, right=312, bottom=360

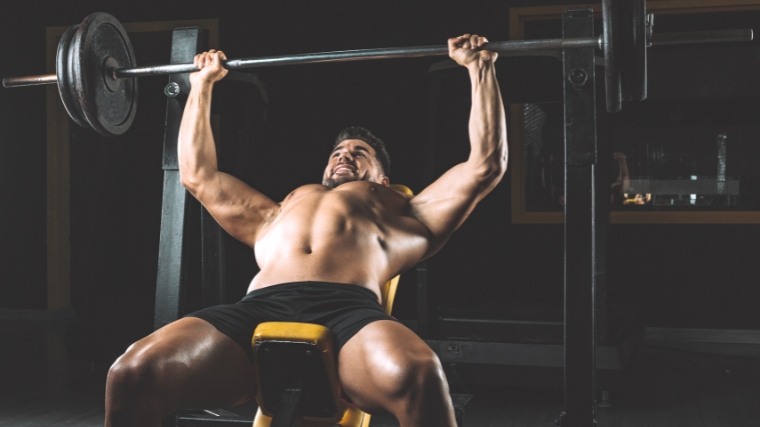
left=105, top=34, right=506, bottom=427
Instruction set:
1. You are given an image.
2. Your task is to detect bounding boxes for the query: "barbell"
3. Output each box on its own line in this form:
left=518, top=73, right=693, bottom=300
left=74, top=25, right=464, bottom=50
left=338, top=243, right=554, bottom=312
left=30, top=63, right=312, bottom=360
left=2, top=1, right=754, bottom=137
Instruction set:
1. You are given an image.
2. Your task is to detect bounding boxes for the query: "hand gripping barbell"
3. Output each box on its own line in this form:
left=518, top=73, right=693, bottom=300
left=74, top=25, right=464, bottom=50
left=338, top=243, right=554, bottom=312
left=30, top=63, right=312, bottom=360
left=2, top=1, right=753, bottom=137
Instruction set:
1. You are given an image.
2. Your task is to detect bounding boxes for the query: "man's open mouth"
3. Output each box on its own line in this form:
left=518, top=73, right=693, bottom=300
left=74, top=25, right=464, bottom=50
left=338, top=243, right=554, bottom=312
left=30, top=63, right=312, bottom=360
left=333, top=166, right=356, bottom=174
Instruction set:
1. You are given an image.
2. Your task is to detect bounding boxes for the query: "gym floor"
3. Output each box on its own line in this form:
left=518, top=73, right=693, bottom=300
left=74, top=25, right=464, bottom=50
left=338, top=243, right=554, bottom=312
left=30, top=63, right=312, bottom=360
left=1, top=345, right=757, bottom=427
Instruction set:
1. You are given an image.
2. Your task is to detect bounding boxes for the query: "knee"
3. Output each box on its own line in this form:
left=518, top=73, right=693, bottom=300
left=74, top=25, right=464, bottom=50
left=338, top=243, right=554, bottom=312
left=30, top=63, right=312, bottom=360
left=382, top=350, right=456, bottom=425
left=106, top=346, right=174, bottom=426
left=387, top=349, right=449, bottom=400
left=106, top=345, right=164, bottom=407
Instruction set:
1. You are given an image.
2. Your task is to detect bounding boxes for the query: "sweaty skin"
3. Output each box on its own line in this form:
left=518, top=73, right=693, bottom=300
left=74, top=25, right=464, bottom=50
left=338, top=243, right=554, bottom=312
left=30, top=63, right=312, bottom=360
left=251, top=178, right=430, bottom=300
left=105, top=34, right=506, bottom=427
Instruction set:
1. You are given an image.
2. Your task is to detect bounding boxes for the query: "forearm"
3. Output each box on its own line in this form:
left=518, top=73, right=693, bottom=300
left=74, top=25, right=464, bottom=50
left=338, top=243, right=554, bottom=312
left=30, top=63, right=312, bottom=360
left=467, top=61, right=508, bottom=177
left=178, top=82, right=218, bottom=189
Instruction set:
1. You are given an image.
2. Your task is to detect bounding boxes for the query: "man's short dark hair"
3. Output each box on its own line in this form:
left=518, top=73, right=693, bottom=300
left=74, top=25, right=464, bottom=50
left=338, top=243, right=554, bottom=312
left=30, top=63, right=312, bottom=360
left=334, top=126, right=391, bottom=177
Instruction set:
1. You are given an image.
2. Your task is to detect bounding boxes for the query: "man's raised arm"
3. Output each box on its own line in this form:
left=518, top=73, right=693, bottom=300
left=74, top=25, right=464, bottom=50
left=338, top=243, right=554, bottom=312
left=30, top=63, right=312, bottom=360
left=410, top=34, right=508, bottom=258
left=178, top=50, right=279, bottom=248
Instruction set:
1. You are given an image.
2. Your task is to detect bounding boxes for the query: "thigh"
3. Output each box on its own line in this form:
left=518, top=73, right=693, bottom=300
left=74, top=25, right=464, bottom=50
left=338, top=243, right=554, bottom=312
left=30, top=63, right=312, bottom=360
left=111, top=317, right=256, bottom=410
left=336, top=320, right=445, bottom=412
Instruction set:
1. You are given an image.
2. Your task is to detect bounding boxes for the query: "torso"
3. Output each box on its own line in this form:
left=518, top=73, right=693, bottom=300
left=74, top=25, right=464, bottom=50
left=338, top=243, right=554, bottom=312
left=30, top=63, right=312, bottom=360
left=248, top=181, right=430, bottom=302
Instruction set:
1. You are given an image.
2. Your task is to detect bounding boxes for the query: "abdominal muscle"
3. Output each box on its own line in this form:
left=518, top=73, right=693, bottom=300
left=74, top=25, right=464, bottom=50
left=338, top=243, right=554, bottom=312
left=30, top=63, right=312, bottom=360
left=246, top=182, right=427, bottom=302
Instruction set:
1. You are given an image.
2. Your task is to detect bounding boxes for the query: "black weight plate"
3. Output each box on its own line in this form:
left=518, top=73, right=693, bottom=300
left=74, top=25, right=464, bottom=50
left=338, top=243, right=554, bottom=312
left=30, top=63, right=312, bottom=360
left=631, top=0, right=647, bottom=101
left=602, top=0, right=622, bottom=113
left=70, top=12, right=137, bottom=137
left=57, top=25, right=90, bottom=129
left=618, top=0, right=634, bottom=102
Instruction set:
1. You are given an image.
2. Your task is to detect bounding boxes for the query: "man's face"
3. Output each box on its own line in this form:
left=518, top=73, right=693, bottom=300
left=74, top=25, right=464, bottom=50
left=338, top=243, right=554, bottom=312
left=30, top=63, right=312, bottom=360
left=322, top=139, right=389, bottom=188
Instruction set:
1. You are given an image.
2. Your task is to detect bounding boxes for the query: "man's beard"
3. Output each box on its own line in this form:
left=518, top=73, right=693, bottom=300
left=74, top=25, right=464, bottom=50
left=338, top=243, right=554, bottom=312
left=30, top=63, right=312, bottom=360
left=322, top=175, right=358, bottom=188
left=323, top=173, right=380, bottom=189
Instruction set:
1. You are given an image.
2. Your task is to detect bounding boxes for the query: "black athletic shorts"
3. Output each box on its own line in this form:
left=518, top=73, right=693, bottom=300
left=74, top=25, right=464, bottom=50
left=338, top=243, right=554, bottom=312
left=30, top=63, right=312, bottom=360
left=185, top=281, right=397, bottom=363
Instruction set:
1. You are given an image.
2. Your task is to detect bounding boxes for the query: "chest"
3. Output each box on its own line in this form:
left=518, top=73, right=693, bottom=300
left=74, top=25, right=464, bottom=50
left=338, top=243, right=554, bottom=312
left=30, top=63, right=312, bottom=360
left=264, top=183, right=425, bottom=241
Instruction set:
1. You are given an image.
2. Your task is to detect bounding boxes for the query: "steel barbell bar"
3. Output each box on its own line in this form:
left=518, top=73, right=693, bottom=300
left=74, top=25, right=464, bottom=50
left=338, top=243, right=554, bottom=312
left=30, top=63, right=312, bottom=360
left=2, top=37, right=604, bottom=89
left=3, top=29, right=753, bottom=88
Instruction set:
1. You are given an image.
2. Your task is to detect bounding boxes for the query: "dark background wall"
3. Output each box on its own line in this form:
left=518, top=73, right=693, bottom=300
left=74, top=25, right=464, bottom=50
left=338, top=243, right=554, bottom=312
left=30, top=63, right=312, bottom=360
left=1, top=0, right=758, bottom=362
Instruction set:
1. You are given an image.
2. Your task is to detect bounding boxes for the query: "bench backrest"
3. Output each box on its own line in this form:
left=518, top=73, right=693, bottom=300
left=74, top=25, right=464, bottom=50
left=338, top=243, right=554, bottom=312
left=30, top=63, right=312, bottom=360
left=380, top=184, right=413, bottom=315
